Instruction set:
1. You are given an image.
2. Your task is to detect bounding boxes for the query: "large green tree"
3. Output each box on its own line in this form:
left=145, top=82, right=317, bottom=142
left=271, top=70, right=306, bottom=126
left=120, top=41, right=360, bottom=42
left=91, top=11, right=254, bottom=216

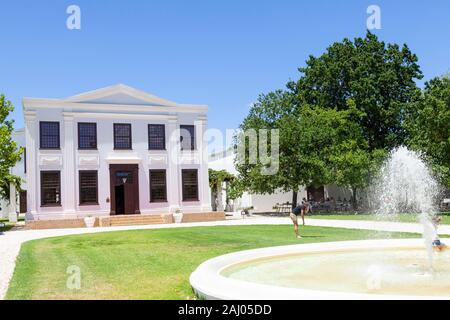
left=288, top=31, right=423, bottom=152
left=234, top=92, right=376, bottom=209
left=0, top=95, right=23, bottom=200
left=405, top=75, right=450, bottom=188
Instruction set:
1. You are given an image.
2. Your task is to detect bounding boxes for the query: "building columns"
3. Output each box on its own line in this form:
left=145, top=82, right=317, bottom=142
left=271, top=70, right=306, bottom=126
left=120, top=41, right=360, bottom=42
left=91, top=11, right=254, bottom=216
left=167, top=117, right=181, bottom=212
left=63, top=113, right=76, bottom=214
left=24, top=111, right=37, bottom=218
left=196, top=116, right=212, bottom=212
left=8, top=183, right=17, bottom=222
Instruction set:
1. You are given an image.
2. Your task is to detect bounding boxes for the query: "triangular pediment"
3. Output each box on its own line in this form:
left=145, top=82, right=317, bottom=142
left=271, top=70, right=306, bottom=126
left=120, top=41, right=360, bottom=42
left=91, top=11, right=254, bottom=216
left=65, top=84, right=178, bottom=107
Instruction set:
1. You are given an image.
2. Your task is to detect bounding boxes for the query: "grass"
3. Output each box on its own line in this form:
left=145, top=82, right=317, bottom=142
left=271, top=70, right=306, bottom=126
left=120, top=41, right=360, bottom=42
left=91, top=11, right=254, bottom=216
left=6, top=225, right=420, bottom=300
left=308, top=213, right=450, bottom=224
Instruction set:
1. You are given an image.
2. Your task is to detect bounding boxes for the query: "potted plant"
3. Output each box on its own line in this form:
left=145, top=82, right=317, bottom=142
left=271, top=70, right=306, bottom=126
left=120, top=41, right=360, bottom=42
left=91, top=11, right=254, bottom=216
left=173, top=208, right=183, bottom=224
left=84, top=215, right=96, bottom=228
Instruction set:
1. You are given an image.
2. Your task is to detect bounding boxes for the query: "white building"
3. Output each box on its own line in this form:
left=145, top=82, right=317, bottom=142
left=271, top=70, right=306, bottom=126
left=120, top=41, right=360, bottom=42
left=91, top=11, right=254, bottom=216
left=22, top=84, right=212, bottom=221
left=208, top=149, right=353, bottom=213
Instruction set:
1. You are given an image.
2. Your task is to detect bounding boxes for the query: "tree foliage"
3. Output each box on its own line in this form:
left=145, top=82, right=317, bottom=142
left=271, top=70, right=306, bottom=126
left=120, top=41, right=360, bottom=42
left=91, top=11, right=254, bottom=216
left=288, top=31, right=423, bottom=151
left=208, top=169, right=235, bottom=211
left=406, top=75, right=450, bottom=188
left=0, top=95, right=23, bottom=200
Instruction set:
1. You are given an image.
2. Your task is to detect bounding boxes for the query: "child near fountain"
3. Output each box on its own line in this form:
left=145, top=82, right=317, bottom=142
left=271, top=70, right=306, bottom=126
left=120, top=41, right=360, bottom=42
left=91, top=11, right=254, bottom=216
left=432, top=215, right=446, bottom=251
left=290, top=202, right=310, bottom=239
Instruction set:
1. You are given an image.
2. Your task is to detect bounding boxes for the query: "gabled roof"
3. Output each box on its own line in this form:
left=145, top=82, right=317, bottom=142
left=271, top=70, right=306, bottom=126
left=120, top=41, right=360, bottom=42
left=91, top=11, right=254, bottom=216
left=65, top=84, right=179, bottom=107
left=23, top=84, right=208, bottom=113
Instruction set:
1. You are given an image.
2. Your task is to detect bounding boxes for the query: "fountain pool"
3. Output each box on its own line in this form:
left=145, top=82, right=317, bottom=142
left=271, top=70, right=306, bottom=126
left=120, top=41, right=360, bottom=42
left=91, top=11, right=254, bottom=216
left=190, top=239, right=450, bottom=300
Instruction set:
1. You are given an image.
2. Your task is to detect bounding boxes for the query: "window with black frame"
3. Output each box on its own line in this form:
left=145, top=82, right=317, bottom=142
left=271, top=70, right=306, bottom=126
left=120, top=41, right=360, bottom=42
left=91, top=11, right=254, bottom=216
left=148, top=124, right=166, bottom=150
left=180, top=125, right=195, bottom=151
left=114, top=123, right=132, bottom=149
left=149, top=170, right=167, bottom=202
left=41, top=171, right=61, bottom=206
left=78, top=123, right=97, bottom=149
left=40, top=121, right=60, bottom=149
left=79, top=171, right=98, bottom=205
left=182, top=169, right=199, bottom=201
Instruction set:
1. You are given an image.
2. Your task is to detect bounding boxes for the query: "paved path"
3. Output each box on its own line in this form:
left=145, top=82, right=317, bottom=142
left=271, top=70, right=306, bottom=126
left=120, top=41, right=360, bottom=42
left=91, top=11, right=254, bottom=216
left=1, top=216, right=450, bottom=300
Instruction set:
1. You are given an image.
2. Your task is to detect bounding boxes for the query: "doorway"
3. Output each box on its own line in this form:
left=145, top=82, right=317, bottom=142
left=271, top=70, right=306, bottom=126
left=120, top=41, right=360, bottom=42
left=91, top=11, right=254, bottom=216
left=115, top=184, right=125, bottom=214
left=109, top=164, right=140, bottom=215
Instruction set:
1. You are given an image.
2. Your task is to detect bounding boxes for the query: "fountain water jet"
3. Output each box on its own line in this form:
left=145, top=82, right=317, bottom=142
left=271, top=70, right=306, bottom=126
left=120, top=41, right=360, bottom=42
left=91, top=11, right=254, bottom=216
left=371, top=146, right=441, bottom=267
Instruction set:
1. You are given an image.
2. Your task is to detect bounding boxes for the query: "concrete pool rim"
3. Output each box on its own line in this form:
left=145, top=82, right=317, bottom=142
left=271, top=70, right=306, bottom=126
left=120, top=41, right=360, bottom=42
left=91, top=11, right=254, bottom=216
left=189, top=239, right=450, bottom=300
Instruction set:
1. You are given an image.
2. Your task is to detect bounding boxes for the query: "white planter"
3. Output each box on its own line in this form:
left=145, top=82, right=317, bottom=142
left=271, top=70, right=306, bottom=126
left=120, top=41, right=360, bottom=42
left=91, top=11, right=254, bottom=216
left=173, top=213, right=183, bottom=224
left=84, top=216, right=96, bottom=228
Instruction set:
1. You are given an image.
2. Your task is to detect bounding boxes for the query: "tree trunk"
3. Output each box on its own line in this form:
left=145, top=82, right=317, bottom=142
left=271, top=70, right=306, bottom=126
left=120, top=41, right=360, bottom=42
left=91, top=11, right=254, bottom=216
left=351, top=187, right=358, bottom=210
left=292, top=190, right=298, bottom=211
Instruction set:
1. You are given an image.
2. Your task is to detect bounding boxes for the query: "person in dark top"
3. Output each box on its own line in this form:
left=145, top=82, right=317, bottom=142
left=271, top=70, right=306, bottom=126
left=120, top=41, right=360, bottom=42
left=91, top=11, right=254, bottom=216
left=290, top=202, right=310, bottom=239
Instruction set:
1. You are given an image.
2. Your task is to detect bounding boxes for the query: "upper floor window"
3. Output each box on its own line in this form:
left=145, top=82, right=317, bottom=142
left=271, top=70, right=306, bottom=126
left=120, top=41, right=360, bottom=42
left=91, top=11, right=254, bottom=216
left=114, top=124, right=132, bottom=150
left=40, top=122, right=60, bottom=149
left=41, top=171, right=61, bottom=206
left=180, top=125, right=195, bottom=151
left=78, top=123, right=97, bottom=150
left=148, top=124, right=166, bottom=150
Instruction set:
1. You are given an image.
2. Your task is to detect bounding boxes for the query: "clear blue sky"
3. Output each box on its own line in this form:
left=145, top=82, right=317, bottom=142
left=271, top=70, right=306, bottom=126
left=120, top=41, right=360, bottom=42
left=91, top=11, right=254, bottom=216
left=1, top=0, right=449, bottom=134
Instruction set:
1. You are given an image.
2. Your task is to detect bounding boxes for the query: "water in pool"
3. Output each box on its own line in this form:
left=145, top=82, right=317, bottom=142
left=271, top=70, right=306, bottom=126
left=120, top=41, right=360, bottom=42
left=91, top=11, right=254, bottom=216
left=224, top=248, right=450, bottom=297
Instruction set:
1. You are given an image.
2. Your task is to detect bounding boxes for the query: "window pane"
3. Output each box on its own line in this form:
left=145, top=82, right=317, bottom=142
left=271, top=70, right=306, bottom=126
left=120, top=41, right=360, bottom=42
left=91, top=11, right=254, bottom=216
left=41, top=171, right=61, bottom=205
left=40, top=122, right=60, bottom=149
left=78, top=123, right=97, bottom=149
left=150, top=170, right=167, bottom=202
left=148, top=124, right=166, bottom=150
left=79, top=171, right=98, bottom=204
left=180, top=125, right=195, bottom=151
left=115, top=171, right=133, bottom=185
left=182, top=169, right=198, bottom=201
left=114, top=124, right=132, bottom=149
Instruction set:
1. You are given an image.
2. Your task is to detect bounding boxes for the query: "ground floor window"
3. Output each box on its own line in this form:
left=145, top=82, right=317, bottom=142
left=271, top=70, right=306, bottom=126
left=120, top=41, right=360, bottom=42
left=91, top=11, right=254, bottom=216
left=79, top=171, right=98, bottom=205
left=41, top=171, right=61, bottom=206
left=149, top=170, right=167, bottom=202
left=182, top=169, right=199, bottom=201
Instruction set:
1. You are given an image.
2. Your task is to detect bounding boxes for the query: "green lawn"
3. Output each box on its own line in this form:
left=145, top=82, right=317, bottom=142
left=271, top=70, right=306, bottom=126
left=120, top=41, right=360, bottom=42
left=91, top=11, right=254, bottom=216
left=308, top=213, right=450, bottom=224
left=7, top=225, right=419, bottom=300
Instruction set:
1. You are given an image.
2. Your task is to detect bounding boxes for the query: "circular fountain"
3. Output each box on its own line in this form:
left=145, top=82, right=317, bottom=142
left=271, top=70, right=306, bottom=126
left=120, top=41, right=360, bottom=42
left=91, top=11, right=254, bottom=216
left=190, top=147, right=448, bottom=300
left=190, top=239, right=450, bottom=300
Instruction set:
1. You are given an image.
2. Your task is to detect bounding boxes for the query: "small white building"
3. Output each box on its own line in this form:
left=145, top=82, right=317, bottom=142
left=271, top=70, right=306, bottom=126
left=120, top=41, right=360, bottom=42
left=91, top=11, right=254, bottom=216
left=22, top=84, right=212, bottom=221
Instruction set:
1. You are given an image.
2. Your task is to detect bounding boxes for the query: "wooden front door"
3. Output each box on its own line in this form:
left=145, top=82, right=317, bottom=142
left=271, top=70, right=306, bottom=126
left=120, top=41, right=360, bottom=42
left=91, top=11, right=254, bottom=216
left=109, top=164, right=140, bottom=215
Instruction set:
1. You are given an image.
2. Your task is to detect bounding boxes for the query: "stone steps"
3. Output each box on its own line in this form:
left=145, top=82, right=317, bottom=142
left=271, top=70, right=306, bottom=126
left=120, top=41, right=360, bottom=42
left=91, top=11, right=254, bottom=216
left=100, top=214, right=172, bottom=227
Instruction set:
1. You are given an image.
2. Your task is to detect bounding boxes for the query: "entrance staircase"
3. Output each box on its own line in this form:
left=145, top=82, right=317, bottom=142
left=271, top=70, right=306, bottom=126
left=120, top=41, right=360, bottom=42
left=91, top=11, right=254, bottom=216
left=99, top=214, right=172, bottom=227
